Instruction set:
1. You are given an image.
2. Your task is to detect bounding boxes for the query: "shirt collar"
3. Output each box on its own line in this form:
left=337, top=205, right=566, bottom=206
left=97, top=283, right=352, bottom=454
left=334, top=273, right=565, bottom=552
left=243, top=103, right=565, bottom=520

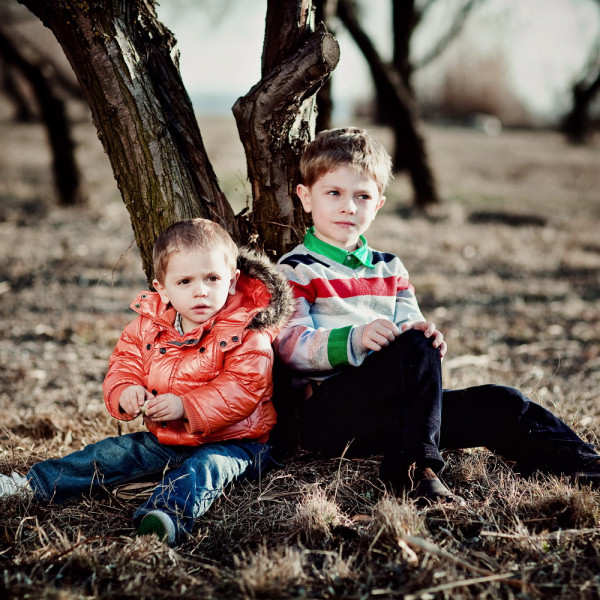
left=304, top=227, right=374, bottom=268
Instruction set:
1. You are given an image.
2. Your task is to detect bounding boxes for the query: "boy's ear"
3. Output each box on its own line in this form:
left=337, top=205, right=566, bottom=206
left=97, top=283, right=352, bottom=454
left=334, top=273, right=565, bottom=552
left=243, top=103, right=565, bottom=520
left=153, top=279, right=170, bottom=304
left=376, top=195, right=386, bottom=212
left=296, top=184, right=311, bottom=213
left=228, top=269, right=241, bottom=295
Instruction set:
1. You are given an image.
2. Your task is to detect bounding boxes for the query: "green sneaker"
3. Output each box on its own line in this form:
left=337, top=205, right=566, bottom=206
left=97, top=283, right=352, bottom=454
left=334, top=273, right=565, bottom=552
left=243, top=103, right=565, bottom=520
left=136, top=510, right=176, bottom=545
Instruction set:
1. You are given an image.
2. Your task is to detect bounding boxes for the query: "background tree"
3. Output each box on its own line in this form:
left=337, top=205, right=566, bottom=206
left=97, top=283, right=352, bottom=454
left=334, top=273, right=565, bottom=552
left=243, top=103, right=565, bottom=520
left=336, top=0, right=439, bottom=208
left=17, top=0, right=337, bottom=281
left=0, top=0, right=84, bottom=205
left=562, top=0, right=600, bottom=144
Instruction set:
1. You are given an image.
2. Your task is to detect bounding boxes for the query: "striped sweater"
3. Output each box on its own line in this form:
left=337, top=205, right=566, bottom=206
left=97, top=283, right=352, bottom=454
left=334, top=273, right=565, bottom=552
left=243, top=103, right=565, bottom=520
left=274, top=228, right=425, bottom=381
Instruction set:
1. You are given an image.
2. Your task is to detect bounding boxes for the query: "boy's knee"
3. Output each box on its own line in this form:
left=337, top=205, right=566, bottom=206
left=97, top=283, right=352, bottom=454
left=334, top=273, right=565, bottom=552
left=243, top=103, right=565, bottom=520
left=480, top=384, right=532, bottom=417
left=394, top=328, right=438, bottom=357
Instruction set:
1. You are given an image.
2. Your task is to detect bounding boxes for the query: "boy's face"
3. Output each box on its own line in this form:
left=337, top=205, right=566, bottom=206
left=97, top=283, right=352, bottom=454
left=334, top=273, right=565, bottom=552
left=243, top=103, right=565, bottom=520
left=297, top=165, right=385, bottom=251
left=153, top=248, right=239, bottom=334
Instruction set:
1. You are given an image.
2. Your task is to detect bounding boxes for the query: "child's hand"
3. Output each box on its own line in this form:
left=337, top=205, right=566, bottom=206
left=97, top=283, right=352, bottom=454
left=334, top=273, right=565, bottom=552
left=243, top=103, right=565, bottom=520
left=362, top=318, right=400, bottom=351
left=119, top=385, right=153, bottom=417
left=402, top=321, right=447, bottom=358
left=144, top=393, right=185, bottom=422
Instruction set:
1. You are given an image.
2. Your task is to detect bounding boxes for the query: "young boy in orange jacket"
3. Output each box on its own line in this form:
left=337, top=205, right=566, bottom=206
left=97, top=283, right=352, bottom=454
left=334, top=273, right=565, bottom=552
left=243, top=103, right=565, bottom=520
left=0, top=219, right=294, bottom=545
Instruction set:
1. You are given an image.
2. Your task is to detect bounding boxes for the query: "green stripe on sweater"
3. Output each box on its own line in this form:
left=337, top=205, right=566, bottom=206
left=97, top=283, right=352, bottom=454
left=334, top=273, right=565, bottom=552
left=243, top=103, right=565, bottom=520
left=327, top=326, right=353, bottom=367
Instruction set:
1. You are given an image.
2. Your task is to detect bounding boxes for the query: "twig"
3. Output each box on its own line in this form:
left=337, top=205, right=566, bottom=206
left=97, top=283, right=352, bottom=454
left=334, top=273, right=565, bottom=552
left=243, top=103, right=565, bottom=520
left=480, top=528, right=600, bottom=541
left=404, top=535, right=526, bottom=590
left=404, top=572, right=522, bottom=600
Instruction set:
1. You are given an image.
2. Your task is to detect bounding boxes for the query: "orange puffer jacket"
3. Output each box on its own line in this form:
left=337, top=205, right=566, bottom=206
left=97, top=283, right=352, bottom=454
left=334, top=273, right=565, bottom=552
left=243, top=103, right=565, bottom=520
left=103, top=250, right=294, bottom=446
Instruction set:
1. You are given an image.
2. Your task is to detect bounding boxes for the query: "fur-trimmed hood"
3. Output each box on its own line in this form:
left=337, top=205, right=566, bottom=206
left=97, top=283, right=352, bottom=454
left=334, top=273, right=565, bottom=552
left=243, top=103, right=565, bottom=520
left=127, top=248, right=295, bottom=340
left=238, top=248, right=295, bottom=331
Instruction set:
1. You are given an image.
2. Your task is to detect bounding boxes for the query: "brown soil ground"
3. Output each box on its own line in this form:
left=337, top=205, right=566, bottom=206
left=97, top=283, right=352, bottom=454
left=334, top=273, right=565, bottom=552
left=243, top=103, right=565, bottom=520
left=1, top=100, right=599, bottom=599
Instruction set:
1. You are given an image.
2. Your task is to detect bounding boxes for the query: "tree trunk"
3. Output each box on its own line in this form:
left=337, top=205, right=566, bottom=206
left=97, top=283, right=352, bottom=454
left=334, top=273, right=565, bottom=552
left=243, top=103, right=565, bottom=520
left=563, top=71, right=600, bottom=144
left=233, top=1, right=339, bottom=259
left=392, top=0, right=416, bottom=93
left=18, top=0, right=237, bottom=283
left=315, top=0, right=337, bottom=131
left=337, top=0, right=438, bottom=208
left=0, top=25, right=84, bottom=206
left=0, top=62, right=37, bottom=122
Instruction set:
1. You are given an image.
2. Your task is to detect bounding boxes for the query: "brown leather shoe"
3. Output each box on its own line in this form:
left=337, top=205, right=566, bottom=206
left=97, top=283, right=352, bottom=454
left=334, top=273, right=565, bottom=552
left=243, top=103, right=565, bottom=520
left=408, top=467, right=466, bottom=507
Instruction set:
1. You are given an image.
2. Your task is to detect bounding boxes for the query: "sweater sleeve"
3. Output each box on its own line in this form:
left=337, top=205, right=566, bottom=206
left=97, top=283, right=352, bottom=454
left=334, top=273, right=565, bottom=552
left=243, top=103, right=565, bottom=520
left=393, top=273, right=426, bottom=327
left=273, top=261, right=370, bottom=373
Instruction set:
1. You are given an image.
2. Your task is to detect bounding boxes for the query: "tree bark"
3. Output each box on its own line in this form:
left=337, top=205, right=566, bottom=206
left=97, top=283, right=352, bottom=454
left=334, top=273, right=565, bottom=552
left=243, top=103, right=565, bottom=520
left=18, top=0, right=237, bottom=282
left=233, top=3, right=339, bottom=259
left=0, top=25, right=84, bottom=206
left=338, top=0, right=438, bottom=208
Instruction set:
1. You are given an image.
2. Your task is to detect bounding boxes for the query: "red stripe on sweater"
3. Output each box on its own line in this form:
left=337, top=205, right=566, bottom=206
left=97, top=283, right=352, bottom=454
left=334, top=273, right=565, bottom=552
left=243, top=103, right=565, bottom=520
left=292, top=276, right=413, bottom=302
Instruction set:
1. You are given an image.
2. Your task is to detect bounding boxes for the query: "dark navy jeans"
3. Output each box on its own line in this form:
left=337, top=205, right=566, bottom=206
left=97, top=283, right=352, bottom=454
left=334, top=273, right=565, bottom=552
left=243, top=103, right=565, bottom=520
left=27, top=434, right=270, bottom=540
left=297, top=329, right=599, bottom=486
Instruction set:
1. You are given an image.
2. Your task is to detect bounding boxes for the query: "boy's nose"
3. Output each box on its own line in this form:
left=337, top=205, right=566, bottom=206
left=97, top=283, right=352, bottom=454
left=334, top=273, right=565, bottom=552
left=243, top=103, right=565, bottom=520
left=341, top=199, right=357, bottom=214
left=194, top=283, right=208, bottom=296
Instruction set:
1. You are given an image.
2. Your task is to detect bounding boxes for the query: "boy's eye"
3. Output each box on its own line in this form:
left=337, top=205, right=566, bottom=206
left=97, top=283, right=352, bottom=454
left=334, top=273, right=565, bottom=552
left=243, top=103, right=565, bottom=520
left=327, top=190, right=340, bottom=196
left=207, top=275, right=220, bottom=282
left=357, top=194, right=371, bottom=201
left=178, top=278, right=191, bottom=285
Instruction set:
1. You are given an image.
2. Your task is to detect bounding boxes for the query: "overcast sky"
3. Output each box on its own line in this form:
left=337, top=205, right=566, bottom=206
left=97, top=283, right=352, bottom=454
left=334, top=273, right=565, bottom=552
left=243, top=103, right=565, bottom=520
left=155, top=0, right=600, bottom=121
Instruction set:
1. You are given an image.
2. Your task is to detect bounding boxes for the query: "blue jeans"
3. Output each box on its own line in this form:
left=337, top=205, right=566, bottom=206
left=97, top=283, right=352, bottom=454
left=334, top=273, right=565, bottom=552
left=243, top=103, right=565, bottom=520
left=296, top=330, right=599, bottom=486
left=27, top=433, right=270, bottom=540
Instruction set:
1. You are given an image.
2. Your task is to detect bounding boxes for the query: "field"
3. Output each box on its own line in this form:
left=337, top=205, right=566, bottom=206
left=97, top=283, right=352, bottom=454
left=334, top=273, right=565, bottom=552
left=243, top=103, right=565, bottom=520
left=1, top=101, right=600, bottom=599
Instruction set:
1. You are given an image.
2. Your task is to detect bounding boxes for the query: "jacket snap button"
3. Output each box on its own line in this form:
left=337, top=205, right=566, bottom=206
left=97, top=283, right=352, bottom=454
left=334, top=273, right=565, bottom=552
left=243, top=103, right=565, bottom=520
left=199, top=347, right=205, bottom=353
left=152, top=389, right=158, bottom=396
left=159, top=348, right=166, bottom=354
left=161, top=422, right=167, bottom=428
left=146, top=344, right=151, bottom=350
left=219, top=340, right=227, bottom=347
left=232, top=336, right=239, bottom=342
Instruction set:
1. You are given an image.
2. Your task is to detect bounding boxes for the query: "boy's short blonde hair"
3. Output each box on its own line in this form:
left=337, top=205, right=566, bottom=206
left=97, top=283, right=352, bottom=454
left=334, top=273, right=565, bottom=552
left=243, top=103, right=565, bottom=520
left=299, top=127, right=392, bottom=194
left=153, top=218, right=238, bottom=284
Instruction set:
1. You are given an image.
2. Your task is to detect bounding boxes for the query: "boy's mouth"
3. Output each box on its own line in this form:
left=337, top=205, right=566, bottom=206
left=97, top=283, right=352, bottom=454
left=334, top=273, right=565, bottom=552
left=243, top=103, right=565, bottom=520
left=334, top=221, right=355, bottom=228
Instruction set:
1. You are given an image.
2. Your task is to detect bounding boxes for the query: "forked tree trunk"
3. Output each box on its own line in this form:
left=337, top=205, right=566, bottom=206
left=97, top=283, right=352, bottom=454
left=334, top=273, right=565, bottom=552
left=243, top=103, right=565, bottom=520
left=18, top=0, right=237, bottom=282
left=233, top=1, right=339, bottom=259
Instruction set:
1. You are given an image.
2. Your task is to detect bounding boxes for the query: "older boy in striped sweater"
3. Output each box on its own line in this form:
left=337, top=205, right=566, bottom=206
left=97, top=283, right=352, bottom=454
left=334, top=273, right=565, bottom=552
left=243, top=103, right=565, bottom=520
left=274, top=127, right=600, bottom=504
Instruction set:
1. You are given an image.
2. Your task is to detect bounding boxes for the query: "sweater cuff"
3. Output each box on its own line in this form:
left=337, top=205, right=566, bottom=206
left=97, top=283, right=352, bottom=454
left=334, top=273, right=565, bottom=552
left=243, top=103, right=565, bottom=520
left=326, top=325, right=353, bottom=367
left=348, top=324, right=371, bottom=366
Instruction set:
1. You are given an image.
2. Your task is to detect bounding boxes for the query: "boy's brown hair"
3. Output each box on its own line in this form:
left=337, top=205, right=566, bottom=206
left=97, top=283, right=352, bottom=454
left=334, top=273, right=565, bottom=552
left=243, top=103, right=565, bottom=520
left=299, top=127, right=393, bottom=194
left=153, top=218, right=238, bottom=284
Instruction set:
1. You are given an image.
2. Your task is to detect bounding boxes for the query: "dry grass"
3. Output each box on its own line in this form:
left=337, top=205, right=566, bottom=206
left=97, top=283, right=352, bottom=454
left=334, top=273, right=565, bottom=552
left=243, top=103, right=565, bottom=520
left=1, top=101, right=600, bottom=598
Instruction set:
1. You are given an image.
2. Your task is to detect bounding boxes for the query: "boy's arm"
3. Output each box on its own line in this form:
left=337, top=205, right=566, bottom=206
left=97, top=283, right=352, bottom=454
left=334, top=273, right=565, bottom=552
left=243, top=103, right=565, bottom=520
left=274, top=295, right=369, bottom=372
left=103, top=318, right=148, bottom=421
left=180, top=330, right=274, bottom=436
left=393, top=271, right=426, bottom=329
left=274, top=257, right=372, bottom=371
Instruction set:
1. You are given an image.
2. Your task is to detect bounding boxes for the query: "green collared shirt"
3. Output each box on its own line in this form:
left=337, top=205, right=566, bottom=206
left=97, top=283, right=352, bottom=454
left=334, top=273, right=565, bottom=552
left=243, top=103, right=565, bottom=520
left=303, top=227, right=374, bottom=269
